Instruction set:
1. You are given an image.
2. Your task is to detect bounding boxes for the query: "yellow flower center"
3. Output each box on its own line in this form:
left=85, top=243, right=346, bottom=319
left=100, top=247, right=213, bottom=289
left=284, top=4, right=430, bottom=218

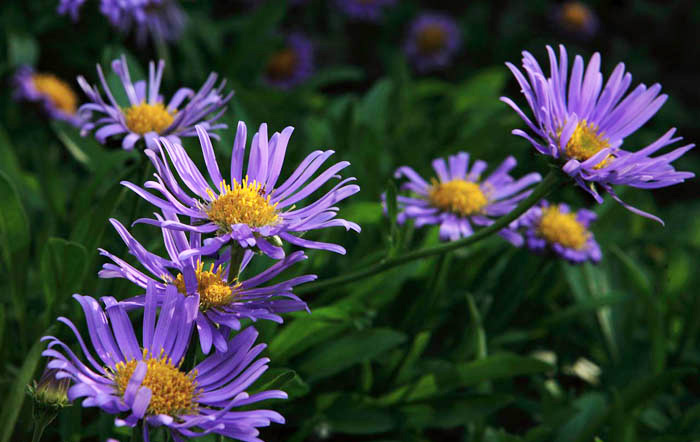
left=32, top=74, right=78, bottom=115
left=538, top=206, right=589, bottom=250
left=206, top=177, right=280, bottom=230
left=124, top=102, right=175, bottom=135
left=417, top=25, right=447, bottom=54
left=428, top=179, right=488, bottom=217
left=113, top=349, right=198, bottom=416
left=564, top=120, right=612, bottom=169
left=173, top=261, right=241, bottom=311
left=561, top=2, right=592, bottom=30
left=266, top=48, right=298, bottom=81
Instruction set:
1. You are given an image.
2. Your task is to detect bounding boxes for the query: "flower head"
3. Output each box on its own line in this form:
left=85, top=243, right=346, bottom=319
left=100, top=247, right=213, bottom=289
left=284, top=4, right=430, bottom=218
left=28, top=366, right=72, bottom=409
left=264, top=33, right=314, bottom=89
left=123, top=124, right=360, bottom=259
left=554, top=1, right=599, bottom=39
left=99, top=0, right=186, bottom=43
left=41, top=284, right=286, bottom=440
left=13, top=66, right=83, bottom=127
left=78, top=55, right=232, bottom=151
left=393, top=152, right=541, bottom=243
left=335, top=0, right=397, bottom=21
left=404, top=13, right=461, bottom=72
left=57, top=0, right=86, bottom=21
left=510, top=201, right=601, bottom=263
left=99, top=216, right=315, bottom=354
left=502, top=45, right=695, bottom=223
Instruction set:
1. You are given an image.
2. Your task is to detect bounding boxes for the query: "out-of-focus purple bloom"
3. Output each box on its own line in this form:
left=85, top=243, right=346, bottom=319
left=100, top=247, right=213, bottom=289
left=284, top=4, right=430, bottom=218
left=42, top=285, right=286, bottom=440
left=57, top=0, right=86, bottom=21
left=510, top=201, right=601, bottom=263
left=264, top=33, right=314, bottom=89
left=123, top=124, right=360, bottom=260
left=553, top=1, right=599, bottom=39
left=13, top=66, right=84, bottom=127
left=404, top=12, right=461, bottom=72
left=502, top=45, right=695, bottom=224
left=335, top=0, right=397, bottom=21
left=99, top=216, right=315, bottom=354
left=77, top=55, right=231, bottom=151
left=99, top=0, right=186, bottom=43
left=393, top=152, right=541, bottom=243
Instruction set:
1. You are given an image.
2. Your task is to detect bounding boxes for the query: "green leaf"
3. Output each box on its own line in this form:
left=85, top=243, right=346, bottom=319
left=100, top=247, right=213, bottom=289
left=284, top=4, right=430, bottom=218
left=268, top=306, right=353, bottom=362
left=401, top=394, right=514, bottom=429
left=307, top=66, right=365, bottom=89
left=250, top=368, right=309, bottom=399
left=325, top=394, right=397, bottom=435
left=454, top=67, right=506, bottom=112
left=40, top=238, right=88, bottom=322
left=299, top=328, right=406, bottom=382
left=7, top=33, right=38, bottom=67
left=0, top=171, right=30, bottom=262
left=0, top=333, right=47, bottom=442
left=457, top=353, right=554, bottom=386
left=555, top=393, right=607, bottom=442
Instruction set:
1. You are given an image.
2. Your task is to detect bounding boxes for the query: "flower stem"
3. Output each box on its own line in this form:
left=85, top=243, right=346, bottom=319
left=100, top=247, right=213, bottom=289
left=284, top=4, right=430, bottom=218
left=297, top=169, right=561, bottom=295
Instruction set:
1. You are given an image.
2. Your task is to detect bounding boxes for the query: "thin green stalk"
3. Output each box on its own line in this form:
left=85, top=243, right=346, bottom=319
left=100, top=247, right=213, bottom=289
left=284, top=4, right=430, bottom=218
left=298, top=169, right=562, bottom=295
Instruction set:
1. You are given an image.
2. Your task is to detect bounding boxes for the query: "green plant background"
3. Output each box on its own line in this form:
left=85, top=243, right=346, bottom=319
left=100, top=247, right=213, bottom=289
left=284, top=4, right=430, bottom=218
left=1, top=1, right=699, bottom=441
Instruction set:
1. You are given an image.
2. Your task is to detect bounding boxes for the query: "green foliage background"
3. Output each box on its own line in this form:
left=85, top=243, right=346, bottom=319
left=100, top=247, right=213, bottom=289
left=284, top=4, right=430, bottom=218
left=0, top=1, right=699, bottom=441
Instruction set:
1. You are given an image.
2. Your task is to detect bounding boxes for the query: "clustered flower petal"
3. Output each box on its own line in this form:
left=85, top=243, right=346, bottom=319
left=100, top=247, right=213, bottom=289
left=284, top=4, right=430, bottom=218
left=502, top=45, right=695, bottom=223
left=123, top=123, right=360, bottom=259
left=13, top=66, right=84, bottom=127
left=99, top=216, right=315, bottom=354
left=78, top=55, right=232, bottom=151
left=42, top=285, right=286, bottom=441
left=510, top=200, right=601, bottom=263
left=394, top=152, right=541, bottom=243
left=404, top=12, right=461, bottom=72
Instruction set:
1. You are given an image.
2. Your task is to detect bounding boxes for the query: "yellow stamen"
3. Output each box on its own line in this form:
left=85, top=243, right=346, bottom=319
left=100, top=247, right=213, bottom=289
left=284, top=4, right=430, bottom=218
left=417, top=25, right=447, bottom=54
left=428, top=178, right=488, bottom=217
left=538, top=206, right=589, bottom=250
left=32, top=73, right=78, bottom=115
left=561, top=2, right=592, bottom=30
left=206, top=177, right=280, bottom=231
left=173, top=261, right=241, bottom=311
left=113, top=349, right=198, bottom=416
left=563, top=120, right=612, bottom=169
left=124, top=102, right=175, bottom=135
left=266, top=49, right=298, bottom=81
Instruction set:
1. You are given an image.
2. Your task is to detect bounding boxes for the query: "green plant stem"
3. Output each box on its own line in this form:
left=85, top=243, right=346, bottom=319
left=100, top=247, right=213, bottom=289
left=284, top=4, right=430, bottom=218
left=298, top=169, right=562, bottom=295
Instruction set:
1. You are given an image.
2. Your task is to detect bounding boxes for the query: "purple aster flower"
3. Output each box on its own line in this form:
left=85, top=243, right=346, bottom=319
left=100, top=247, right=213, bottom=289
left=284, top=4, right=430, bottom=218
left=263, top=33, right=314, bottom=90
left=77, top=55, right=232, bottom=151
left=41, top=284, right=286, bottom=441
left=404, top=12, right=461, bottom=72
left=99, top=216, right=315, bottom=354
left=510, top=201, right=601, bottom=264
left=553, top=1, right=599, bottom=39
left=393, top=152, right=541, bottom=243
left=99, top=0, right=186, bottom=43
left=501, top=45, right=695, bottom=223
left=13, top=66, right=84, bottom=127
left=57, top=0, right=86, bottom=21
left=123, top=124, right=360, bottom=260
left=335, top=0, right=397, bottom=21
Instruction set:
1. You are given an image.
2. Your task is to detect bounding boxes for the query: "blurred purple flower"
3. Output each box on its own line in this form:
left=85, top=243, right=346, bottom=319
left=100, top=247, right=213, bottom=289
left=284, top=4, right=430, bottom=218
left=335, top=0, right=397, bottom=21
left=13, top=66, right=84, bottom=127
left=57, top=0, right=86, bottom=21
left=553, top=1, right=599, bottom=39
left=264, top=33, right=314, bottom=89
left=404, top=12, right=461, bottom=72
left=99, top=0, right=186, bottom=43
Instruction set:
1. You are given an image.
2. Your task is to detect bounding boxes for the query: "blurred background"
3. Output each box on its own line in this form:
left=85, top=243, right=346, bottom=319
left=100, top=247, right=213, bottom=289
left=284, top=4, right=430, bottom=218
left=1, top=1, right=699, bottom=441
